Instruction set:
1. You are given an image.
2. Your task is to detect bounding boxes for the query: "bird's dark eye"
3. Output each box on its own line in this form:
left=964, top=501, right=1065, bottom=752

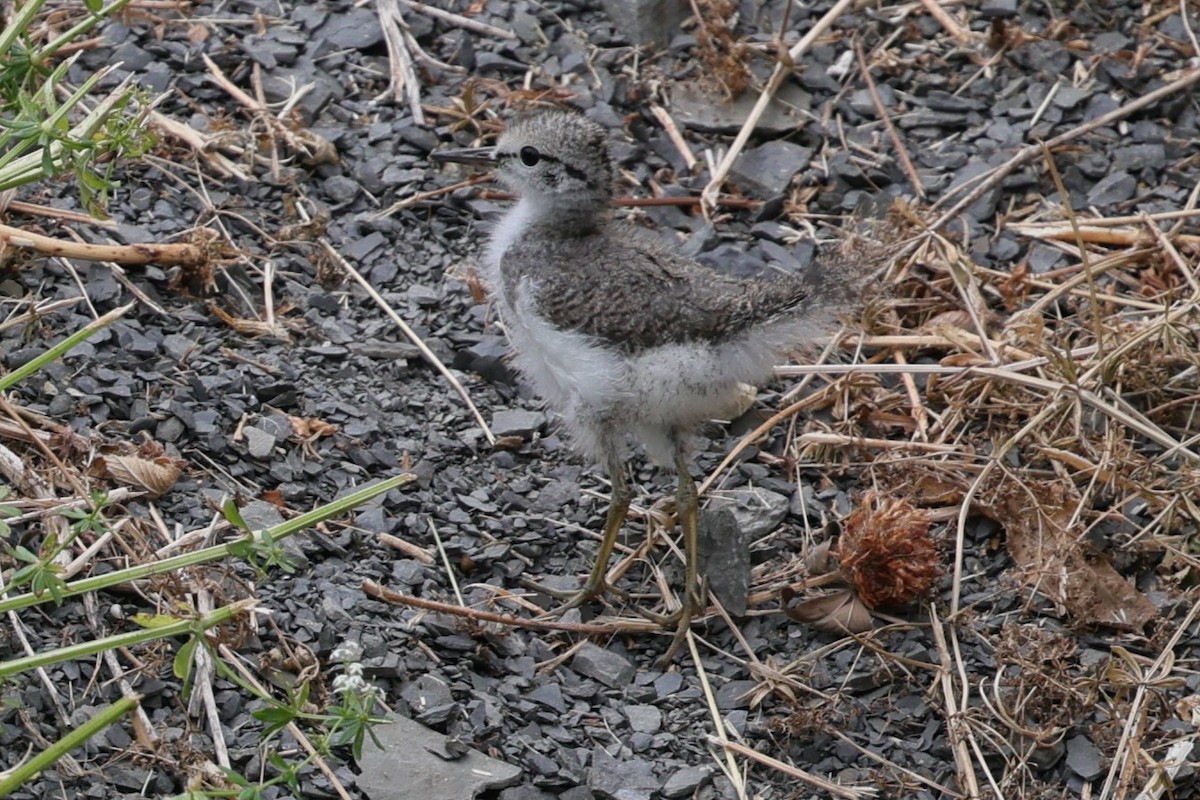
left=519, top=146, right=541, bottom=167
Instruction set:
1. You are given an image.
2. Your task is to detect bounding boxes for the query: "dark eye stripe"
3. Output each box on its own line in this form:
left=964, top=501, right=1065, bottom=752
left=500, top=150, right=594, bottom=185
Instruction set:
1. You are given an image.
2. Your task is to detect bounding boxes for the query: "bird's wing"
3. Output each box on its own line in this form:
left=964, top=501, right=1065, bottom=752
left=511, top=226, right=811, bottom=352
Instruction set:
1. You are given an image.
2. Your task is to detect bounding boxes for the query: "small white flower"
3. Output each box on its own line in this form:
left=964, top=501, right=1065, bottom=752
left=331, top=640, right=363, bottom=663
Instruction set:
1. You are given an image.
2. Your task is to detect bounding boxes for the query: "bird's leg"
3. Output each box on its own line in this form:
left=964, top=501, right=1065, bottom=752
left=532, top=452, right=631, bottom=613
left=658, top=447, right=706, bottom=664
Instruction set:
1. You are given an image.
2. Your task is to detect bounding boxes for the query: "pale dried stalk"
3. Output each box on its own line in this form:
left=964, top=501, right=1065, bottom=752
left=379, top=532, right=435, bottom=563
left=218, top=642, right=353, bottom=800
left=930, top=610, right=983, bottom=799
left=708, top=735, right=878, bottom=799
left=376, top=0, right=425, bottom=123
left=649, top=103, right=698, bottom=171
left=0, top=222, right=207, bottom=266
left=917, top=0, right=970, bottom=43
left=397, top=0, right=516, bottom=40
left=1100, top=600, right=1200, bottom=799
left=685, top=634, right=749, bottom=800
left=854, top=39, right=924, bottom=198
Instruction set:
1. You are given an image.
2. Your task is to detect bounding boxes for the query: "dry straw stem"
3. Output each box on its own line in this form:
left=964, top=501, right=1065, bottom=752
left=649, top=102, right=698, bottom=171
left=1098, top=599, right=1200, bottom=799
left=0, top=222, right=207, bottom=266
left=376, top=0, right=426, bottom=124
left=199, top=52, right=336, bottom=172
left=0, top=197, right=118, bottom=227
left=685, top=633, right=748, bottom=800
left=853, top=39, right=923, bottom=198
left=361, top=580, right=660, bottom=634
left=706, top=734, right=879, bottom=799
left=396, top=0, right=517, bottom=40
left=147, top=110, right=248, bottom=180
left=930, top=608, right=987, bottom=799
left=916, top=0, right=970, bottom=43
left=373, top=172, right=493, bottom=218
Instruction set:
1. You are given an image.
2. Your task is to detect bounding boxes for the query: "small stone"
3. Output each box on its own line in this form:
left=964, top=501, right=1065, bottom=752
left=454, top=336, right=514, bottom=385
left=1028, top=244, right=1065, bottom=274
left=1087, top=171, right=1137, bottom=206
left=491, top=409, right=546, bottom=439
left=728, top=140, right=814, bottom=198
left=653, top=671, right=683, bottom=698
left=243, top=426, right=276, bottom=459
left=407, top=284, right=441, bottom=307
left=527, top=683, right=567, bottom=713
left=714, top=680, right=757, bottom=710
left=323, top=175, right=359, bottom=205
left=1092, top=31, right=1131, bottom=54
left=401, top=675, right=453, bottom=716
left=588, top=747, right=659, bottom=800
left=599, top=0, right=688, bottom=47
left=922, top=90, right=982, bottom=113
left=571, top=642, right=635, bottom=689
left=345, top=231, right=387, bottom=262
left=161, top=334, right=196, bottom=360
left=1051, top=84, right=1089, bottom=110
left=320, top=7, right=384, bottom=49
left=671, top=82, right=811, bottom=135
left=625, top=704, right=662, bottom=734
left=239, top=500, right=286, bottom=531
left=1111, top=143, right=1165, bottom=173
left=662, top=766, right=712, bottom=798
left=979, top=0, right=1017, bottom=16
left=710, top=487, right=790, bottom=539
left=357, top=715, right=521, bottom=800
left=1065, top=735, right=1104, bottom=780
left=697, top=506, right=750, bottom=616
left=500, top=786, right=559, bottom=800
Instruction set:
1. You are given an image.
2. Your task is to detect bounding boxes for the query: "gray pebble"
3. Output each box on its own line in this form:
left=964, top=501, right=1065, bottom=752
left=491, top=409, right=546, bottom=440
left=571, top=642, right=635, bottom=689
left=729, top=140, right=815, bottom=198
left=1065, top=735, right=1105, bottom=780
left=1087, top=171, right=1137, bottom=206
left=662, top=766, right=712, bottom=798
left=625, top=704, right=662, bottom=734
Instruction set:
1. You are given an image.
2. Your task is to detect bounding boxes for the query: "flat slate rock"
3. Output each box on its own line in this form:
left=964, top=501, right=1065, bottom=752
left=669, top=81, right=811, bottom=135
left=697, top=505, right=751, bottom=616
left=356, top=715, right=522, bottom=800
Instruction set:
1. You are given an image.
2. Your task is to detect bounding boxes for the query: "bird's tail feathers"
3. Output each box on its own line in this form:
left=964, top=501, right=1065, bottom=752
left=803, top=209, right=907, bottom=314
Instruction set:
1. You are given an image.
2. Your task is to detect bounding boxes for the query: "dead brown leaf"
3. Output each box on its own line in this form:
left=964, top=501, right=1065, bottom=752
left=98, top=455, right=181, bottom=497
left=979, top=477, right=1157, bottom=631
left=288, top=414, right=337, bottom=440
left=782, top=588, right=873, bottom=634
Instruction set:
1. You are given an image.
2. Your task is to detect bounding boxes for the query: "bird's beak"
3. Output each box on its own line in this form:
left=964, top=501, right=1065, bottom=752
left=430, top=146, right=497, bottom=166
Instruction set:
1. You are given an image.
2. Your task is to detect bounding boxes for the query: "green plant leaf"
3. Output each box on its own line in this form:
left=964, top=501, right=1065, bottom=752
left=253, top=705, right=298, bottom=739
left=131, top=612, right=185, bottom=629
left=173, top=636, right=198, bottom=682
left=222, top=499, right=250, bottom=532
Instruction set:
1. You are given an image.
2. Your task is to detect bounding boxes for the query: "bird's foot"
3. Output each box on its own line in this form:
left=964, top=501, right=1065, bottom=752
left=654, top=588, right=706, bottom=668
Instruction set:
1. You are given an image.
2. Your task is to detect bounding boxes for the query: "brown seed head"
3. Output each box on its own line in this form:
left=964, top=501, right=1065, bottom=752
left=835, top=491, right=940, bottom=609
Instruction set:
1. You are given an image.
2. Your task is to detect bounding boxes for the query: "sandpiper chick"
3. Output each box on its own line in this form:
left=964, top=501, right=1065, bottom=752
left=434, top=110, right=883, bottom=658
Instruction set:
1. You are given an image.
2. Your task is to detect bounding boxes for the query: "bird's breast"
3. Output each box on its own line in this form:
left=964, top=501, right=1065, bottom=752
left=503, top=277, right=630, bottom=410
